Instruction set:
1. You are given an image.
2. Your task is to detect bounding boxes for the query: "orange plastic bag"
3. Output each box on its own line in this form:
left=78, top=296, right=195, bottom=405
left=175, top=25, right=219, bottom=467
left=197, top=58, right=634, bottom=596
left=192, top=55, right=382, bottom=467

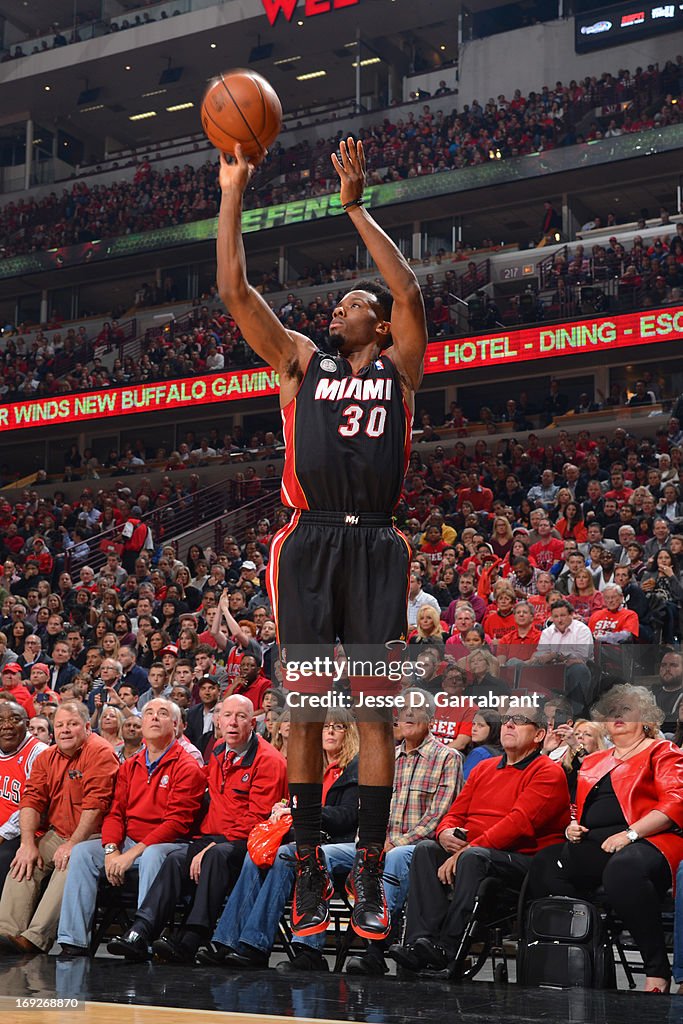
left=247, top=813, right=293, bottom=868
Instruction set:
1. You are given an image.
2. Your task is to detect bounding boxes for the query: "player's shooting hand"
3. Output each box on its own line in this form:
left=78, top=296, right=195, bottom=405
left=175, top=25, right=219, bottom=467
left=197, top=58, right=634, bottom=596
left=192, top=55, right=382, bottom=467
left=331, top=137, right=366, bottom=208
left=218, top=147, right=254, bottom=195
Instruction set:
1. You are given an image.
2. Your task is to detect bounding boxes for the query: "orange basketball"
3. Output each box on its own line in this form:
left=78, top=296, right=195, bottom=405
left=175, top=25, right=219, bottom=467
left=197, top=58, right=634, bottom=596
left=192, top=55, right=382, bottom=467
left=201, top=68, right=282, bottom=163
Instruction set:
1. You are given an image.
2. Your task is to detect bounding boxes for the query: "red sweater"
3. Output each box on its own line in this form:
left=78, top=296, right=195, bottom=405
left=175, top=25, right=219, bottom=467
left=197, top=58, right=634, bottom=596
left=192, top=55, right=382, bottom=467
left=436, top=751, right=570, bottom=854
left=101, top=741, right=206, bottom=848
left=497, top=626, right=542, bottom=662
left=481, top=608, right=516, bottom=640
left=201, top=732, right=287, bottom=840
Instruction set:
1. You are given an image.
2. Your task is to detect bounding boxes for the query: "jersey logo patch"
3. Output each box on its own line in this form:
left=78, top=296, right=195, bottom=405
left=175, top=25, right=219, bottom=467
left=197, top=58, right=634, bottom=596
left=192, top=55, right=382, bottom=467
left=320, top=358, right=337, bottom=373
left=159, top=775, right=169, bottom=788
left=345, top=514, right=360, bottom=525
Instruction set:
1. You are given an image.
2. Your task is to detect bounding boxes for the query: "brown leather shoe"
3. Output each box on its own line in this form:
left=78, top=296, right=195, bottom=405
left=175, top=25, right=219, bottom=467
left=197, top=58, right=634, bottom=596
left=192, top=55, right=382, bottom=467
left=0, top=934, right=42, bottom=955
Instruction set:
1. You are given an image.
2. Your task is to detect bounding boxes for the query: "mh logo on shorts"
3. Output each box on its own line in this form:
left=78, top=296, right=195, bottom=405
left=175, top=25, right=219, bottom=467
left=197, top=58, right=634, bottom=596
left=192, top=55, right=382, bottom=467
left=345, top=514, right=360, bottom=525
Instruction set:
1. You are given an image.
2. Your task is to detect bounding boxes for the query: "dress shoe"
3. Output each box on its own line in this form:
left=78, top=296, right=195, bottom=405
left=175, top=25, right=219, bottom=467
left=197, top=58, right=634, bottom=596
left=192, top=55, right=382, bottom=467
left=387, top=942, right=425, bottom=972
left=345, top=951, right=388, bottom=975
left=195, top=942, right=234, bottom=966
left=275, top=946, right=329, bottom=973
left=0, top=934, right=42, bottom=955
left=152, top=932, right=185, bottom=964
left=58, top=943, right=89, bottom=959
left=224, top=949, right=269, bottom=970
left=107, top=927, right=150, bottom=962
left=413, top=936, right=451, bottom=969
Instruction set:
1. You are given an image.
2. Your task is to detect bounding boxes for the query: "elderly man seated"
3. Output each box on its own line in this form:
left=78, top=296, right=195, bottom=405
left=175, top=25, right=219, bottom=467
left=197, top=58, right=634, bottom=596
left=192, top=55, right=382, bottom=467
left=107, top=695, right=287, bottom=962
left=389, top=703, right=570, bottom=978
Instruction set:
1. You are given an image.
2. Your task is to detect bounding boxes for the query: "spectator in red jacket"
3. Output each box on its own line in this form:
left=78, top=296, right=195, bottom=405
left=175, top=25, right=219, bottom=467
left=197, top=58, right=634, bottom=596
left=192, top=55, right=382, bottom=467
left=57, top=697, right=207, bottom=955
left=108, top=694, right=287, bottom=962
left=497, top=601, right=542, bottom=663
left=389, top=704, right=569, bottom=976
left=0, top=664, right=36, bottom=719
left=227, top=652, right=270, bottom=712
left=457, top=472, right=494, bottom=513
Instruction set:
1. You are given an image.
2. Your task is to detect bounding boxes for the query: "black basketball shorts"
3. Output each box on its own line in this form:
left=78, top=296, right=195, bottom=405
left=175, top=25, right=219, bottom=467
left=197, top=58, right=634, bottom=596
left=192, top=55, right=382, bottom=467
left=267, top=510, right=411, bottom=693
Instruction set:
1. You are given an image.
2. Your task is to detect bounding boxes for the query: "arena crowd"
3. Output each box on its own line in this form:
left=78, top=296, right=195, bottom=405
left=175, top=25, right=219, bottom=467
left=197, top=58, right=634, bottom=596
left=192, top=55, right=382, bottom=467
left=0, top=410, right=683, bottom=987
left=0, top=55, right=682, bottom=260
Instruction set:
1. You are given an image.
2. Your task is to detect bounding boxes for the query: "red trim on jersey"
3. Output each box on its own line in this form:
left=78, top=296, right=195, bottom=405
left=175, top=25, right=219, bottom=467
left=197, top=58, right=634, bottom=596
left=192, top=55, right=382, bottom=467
left=280, top=399, right=310, bottom=510
left=395, top=526, right=412, bottom=641
left=267, top=511, right=302, bottom=644
left=402, top=395, right=413, bottom=486
left=381, top=354, right=413, bottom=490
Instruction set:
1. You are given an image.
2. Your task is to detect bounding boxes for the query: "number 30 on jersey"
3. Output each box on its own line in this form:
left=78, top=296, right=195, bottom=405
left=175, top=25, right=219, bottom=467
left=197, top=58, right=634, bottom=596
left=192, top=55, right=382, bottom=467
left=338, top=404, right=388, bottom=438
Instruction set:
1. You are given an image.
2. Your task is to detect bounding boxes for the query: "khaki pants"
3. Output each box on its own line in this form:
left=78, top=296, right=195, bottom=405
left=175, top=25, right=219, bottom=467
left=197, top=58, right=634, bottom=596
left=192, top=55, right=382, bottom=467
left=0, top=829, right=75, bottom=951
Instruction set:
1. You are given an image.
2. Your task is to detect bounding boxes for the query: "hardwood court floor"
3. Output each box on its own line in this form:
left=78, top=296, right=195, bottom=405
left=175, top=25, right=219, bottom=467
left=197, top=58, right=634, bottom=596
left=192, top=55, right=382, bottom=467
left=0, top=955, right=678, bottom=1024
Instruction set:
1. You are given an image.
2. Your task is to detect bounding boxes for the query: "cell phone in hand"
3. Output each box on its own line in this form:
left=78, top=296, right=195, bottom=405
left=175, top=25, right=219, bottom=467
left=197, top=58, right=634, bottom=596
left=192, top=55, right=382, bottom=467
left=553, top=711, right=569, bottom=728
left=453, top=827, right=468, bottom=842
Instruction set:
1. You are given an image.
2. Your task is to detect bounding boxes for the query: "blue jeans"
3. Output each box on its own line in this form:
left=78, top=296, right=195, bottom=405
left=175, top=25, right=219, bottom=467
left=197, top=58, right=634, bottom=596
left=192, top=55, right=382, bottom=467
left=673, top=862, right=683, bottom=982
left=212, top=843, right=297, bottom=955
left=57, top=837, right=184, bottom=949
left=300, top=842, right=415, bottom=950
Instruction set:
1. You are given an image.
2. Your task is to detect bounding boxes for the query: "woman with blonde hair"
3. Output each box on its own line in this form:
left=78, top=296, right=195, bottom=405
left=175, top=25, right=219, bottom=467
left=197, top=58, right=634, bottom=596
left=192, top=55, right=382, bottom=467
left=200, top=708, right=359, bottom=968
left=490, top=516, right=513, bottom=558
left=272, top=710, right=291, bottom=759
left=97, top=705, right=125, bottom=753
left=529, top=684, right=683, bottom=993
left=568, top=567, right=604, bottom=622
left=101, top=632, right=120, bottom=659
left=457, top=647, right=510, bottom=701
left=409, top=605, right=448, bottom=647
left=560, top=719, right=608, bottom=799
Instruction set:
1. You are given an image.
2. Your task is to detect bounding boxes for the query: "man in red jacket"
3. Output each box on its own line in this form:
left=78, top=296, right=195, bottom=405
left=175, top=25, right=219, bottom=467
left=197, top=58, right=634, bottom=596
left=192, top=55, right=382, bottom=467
left=389, top=704, right=570, bottom=976
left=497, top=601, right=542, bottom=664
left=57, top=697, right=206, bottom=955
left=0, top=664, right=35, bottom=719
left=108, top=694, right=287, bottom=962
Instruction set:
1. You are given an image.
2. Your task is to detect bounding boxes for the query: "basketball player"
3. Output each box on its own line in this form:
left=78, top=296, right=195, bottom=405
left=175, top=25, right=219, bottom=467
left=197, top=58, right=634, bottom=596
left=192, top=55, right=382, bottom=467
left=217, top=138, right=427, bottom=940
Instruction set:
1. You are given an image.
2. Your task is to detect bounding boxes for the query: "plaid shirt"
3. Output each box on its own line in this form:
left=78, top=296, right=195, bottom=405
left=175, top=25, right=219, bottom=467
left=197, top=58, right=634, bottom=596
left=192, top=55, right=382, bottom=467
left=387, top=733, right=463, bottom=847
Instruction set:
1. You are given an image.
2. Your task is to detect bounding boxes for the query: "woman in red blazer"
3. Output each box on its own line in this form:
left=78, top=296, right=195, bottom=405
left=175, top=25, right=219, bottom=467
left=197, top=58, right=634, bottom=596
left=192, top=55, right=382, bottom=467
left=527, top=684, right=683, bottom=994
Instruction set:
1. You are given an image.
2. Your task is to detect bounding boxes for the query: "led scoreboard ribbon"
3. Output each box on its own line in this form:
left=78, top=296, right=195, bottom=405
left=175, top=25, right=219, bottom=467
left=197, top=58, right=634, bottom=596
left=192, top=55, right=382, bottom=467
left=1, top=306, right=682, bottom=432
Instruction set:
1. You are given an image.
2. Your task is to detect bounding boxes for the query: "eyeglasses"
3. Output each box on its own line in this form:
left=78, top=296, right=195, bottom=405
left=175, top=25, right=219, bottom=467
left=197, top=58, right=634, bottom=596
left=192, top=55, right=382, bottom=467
left=323, top=723, right=347, bottom=733
left=501, top=714, right=538, bottom=726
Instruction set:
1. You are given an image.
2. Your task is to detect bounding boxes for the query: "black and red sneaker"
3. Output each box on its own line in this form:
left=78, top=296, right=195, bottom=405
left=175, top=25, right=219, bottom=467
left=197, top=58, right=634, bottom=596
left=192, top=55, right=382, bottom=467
left=290, top=846, right=333, bottom=937
left=346, top=846, right=390, bottom=940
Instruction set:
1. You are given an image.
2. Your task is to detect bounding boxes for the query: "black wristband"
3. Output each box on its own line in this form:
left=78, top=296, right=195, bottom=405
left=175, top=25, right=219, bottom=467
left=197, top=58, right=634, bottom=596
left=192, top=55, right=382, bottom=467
left=342, top=198, right=365, bottom=210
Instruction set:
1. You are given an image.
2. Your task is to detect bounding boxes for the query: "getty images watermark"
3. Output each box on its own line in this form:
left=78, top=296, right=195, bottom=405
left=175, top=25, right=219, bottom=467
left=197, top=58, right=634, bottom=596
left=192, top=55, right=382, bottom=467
left=278, top=651, right=541, bottom=712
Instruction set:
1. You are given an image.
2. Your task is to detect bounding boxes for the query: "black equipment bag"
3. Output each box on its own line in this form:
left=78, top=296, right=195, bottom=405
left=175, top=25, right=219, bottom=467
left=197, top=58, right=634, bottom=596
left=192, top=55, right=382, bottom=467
left=517, top=896, right=616, bottom=989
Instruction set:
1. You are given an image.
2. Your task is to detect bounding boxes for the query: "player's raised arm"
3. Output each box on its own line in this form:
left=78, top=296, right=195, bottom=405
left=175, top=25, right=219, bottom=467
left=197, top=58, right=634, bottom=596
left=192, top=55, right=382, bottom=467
left=332, top=138, right=427, bottom=390
left=216, top=147, right=314, bottom=379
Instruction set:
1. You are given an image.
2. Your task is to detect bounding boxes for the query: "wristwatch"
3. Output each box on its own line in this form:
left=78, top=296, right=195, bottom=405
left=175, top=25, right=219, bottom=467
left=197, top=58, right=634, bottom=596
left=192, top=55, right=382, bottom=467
left=626, top=828, right=640, bottom=843
left=103, top=843, right=119, bottom=855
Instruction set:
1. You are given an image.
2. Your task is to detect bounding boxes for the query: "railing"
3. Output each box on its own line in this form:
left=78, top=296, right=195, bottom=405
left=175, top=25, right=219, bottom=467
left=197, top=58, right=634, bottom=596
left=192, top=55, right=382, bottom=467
left=538, top=246, right=568, bottom=289
left=173, top=491, right=282, bottom=562
left=451, top=259, right=491, bottom=300
left=64, top=477, right=282, bottom=574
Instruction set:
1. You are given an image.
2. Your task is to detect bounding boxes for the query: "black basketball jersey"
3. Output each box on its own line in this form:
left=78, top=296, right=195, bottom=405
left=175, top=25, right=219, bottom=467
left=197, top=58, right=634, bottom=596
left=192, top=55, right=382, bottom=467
left=280, top=351, right=411, bottom=513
